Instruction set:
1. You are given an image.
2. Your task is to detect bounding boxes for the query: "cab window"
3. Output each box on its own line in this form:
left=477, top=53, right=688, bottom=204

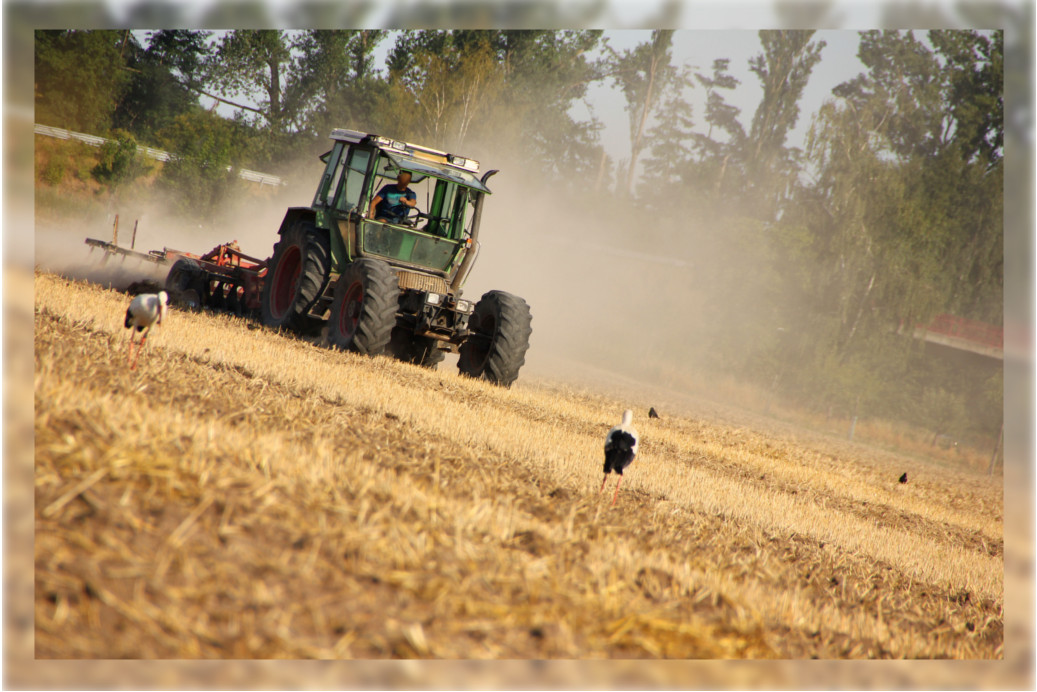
left=313, top=145, right=344, bottom=207
left=333, top=147, right=373, bottom=213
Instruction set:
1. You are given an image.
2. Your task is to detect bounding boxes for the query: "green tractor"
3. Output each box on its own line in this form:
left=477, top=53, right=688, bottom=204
left=261, top=129, right=532, bottom=386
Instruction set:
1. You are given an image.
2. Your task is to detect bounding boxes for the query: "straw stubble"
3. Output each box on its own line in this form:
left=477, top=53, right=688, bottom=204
left=34, top=272, right=1002, bottom=659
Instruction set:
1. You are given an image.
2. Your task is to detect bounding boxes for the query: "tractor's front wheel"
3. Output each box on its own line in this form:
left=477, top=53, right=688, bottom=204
left=458, top=290, right=532, bottom=387
left=260, top=220, right=330, bottom=331
left=328, top=259, right=399, bottom=355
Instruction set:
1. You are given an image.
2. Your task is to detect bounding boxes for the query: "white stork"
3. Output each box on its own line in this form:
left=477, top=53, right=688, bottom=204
left=600, top=409, right=639, bottom=506
left=124, top=291, right=168, bottom=370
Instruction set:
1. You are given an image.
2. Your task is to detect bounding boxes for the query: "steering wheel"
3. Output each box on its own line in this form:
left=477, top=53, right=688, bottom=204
left=413, top=212, right=453, bottom=236
left=397, top=206, right=422, bottom=227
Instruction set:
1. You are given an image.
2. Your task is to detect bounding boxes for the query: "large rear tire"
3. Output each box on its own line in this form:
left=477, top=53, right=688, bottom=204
left=260, top=219, right=331, bottom=331
left=458, top=290, right=532, bottom=387
left=165, top=257, right=206, bottom=309
left=327, top=259, right=399, bottom=355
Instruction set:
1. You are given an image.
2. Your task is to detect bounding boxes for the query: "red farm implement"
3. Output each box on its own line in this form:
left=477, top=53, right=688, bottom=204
left=85, top=236, right=268, bottom=315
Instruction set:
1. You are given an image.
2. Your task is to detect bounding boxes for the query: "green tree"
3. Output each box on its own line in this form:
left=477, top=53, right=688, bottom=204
left=767, top=28, right=1003, bottom=433
left=486, top=30, right=606, bottom=186
left=383, top=30, right=606, bottom=186
left=91, top=129, right=148, bottom=188
left=689, top=58, right=747, bottom=202
left=793, top=95, right=913, bottom=361
left=608, top=30, right=686, bottom=194
left=386, top=30, right=451, bottom=78
left=386, top=31, right=503, bottom=149
left=824, top=30, right=1003, bottom=325
left=929, top=30, right=1003, bottom=165
left=202, top=29, right=307, bottom=161
left=35, top=30, right=133, bottom=133
left=640, top=88, right=695, bottom=188
left=292, top=30, right=388, bottom=139
left=745, top=30, right=825, bottom=219
left=112, top=30, right=209, bottom=139
left=833, top=31, right=948, bottom=159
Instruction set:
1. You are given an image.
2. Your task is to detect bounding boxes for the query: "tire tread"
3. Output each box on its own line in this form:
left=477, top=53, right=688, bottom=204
left=260, top=220, right=331, bottom=330
left=328, top=258, right=399, bottom=356
left=458, top=290, right=532, bottom=387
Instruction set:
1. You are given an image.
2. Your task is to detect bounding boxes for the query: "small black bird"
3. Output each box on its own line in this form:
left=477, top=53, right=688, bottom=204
left=600, top=409, right=639, bottom=506
left=648, top=407, right=660, bottom=419
left=898, top=472, right=908, bottom=484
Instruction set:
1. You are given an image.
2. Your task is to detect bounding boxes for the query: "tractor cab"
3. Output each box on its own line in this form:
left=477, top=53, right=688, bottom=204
left=312, top=129, right=493, bottom=282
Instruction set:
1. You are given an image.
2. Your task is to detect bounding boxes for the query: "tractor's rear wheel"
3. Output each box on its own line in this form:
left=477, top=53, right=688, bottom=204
left=458, top=290, right=532, bottom=387
left=165, top=257, right=206, bottom=309
left=327, top=259, right=399, bottom=355
left=261, top=219, right=331, bottom=331
left=390, top=328, right=447, bottom=368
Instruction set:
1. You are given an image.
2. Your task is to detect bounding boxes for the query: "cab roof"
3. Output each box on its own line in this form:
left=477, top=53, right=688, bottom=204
left=329, top=128, right=491, bottom=193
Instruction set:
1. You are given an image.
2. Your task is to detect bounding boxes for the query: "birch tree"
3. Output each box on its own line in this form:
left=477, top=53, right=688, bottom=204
left=609, top=30, right=684, bottom=194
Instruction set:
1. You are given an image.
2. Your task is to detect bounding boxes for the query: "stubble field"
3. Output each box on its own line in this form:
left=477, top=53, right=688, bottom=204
left=32, top=269, right=1004, bottom=661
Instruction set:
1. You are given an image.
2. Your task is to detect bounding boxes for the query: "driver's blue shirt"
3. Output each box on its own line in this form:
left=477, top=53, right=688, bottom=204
left=374, top=184, right=416, bottom=222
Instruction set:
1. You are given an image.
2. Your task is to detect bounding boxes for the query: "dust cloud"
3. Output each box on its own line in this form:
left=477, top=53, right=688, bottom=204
left=32, top=166, right=317, bottom=292
left=35, top=223, right=174, bottom=291
left=460, top=154, right=723, bottom=398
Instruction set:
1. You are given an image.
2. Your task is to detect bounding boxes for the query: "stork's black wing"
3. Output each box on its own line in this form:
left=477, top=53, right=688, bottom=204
left=604, top=430, right=637, bottom=475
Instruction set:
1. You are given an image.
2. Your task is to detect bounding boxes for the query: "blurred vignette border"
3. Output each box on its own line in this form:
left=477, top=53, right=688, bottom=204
left=6, top=0, right=1033, bottom=689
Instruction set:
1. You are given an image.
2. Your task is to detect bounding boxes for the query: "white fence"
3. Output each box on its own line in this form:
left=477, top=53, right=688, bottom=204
left=34, top=123, right=286, bottom=187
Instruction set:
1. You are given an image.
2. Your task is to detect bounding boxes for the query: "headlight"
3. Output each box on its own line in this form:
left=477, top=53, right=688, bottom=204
left=425, top=292, right=443, bottom=306
left=456, top=299, right=472, bottom=313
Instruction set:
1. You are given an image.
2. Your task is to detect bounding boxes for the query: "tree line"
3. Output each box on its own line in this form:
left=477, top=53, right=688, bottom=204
left=34, top=29, right=1003, bottom=441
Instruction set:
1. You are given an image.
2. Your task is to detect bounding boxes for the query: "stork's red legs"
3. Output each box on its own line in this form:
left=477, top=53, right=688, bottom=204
left=611, top=476, right=623, bottom=506
left=129, top=331, right=148, bottom=370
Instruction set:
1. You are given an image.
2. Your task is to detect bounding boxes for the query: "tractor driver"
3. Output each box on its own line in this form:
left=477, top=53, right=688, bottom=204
left=369, top=171, right=417, bottom=224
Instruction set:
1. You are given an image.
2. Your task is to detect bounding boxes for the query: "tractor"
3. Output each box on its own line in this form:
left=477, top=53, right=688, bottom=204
left=215, top=129, right=532, bottom=386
